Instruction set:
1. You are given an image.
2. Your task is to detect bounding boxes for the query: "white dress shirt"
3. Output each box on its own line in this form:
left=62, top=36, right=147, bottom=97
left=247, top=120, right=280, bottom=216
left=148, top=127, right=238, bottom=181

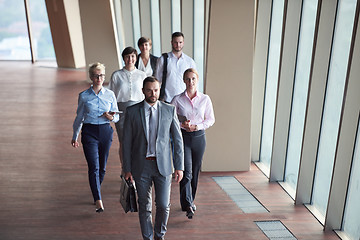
left=155, top=52, right=196, bottom=102
left=108, top=68, right=146, bottom=102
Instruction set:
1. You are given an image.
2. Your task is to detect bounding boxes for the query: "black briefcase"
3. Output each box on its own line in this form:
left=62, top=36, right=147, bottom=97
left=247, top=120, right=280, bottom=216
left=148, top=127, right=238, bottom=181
left=120, top=175, right=138, bottom=213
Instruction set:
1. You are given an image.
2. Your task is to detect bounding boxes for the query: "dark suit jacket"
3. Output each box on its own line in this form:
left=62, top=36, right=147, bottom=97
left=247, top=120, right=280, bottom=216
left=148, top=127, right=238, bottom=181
left=122, top=100, right=184, bottom=178
left=135, top=54, right=158, bottom=76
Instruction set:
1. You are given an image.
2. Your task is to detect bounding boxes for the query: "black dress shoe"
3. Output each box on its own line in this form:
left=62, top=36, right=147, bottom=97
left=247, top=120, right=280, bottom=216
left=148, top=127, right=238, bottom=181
left=154, top=237, right=164, bottom=240
left=186, top=206, right=194, bottom=219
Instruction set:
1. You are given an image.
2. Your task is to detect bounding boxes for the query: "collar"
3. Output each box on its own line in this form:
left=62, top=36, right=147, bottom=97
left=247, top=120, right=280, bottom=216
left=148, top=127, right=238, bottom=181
left=184, top=90, right=198, bottom=100
left=123, top=67, right=136, bottom=74
left=90, top=85, right=105, bottom=95
left=169, top=51, right=184, bottom=59
left=144, top=100, right=158, bottom=111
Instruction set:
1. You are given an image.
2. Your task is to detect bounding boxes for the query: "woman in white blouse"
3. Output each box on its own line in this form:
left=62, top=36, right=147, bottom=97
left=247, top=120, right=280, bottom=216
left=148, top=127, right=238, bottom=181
left=109, top=47, right=147, bottom=172
left=135, top=37, right=158, bottom=77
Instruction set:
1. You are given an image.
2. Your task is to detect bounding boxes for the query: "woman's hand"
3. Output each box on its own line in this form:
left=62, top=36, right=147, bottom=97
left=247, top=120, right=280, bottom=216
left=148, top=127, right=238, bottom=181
left=181, top=120, right=197, bottom=132
left=102, top=111, right=115, bottom=121
left=71, top=139, right=79, bottom=148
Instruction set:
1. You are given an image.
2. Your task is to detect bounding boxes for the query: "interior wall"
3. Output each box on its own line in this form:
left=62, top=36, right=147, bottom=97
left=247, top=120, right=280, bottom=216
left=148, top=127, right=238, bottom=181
left=203, top=0, right=254, bottom=171
left=78, top=0, right=121, bottom=80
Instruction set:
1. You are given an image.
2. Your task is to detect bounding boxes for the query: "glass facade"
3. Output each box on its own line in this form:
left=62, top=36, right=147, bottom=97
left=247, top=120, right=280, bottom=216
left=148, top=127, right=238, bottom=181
left=342, top=117, right=360, bottom=240
left=312, top=0, right=357, bottom=216
left=29, top=0, right=55, bottom=60
left=0, top=0, right=31, bottom=60
left=259, top=0, right=285, bottom=173
left=256, top=0, right=360, bottom=234
left=0, top=0, right=55, bottom=61
left=284, top=0, right=318, bottom=191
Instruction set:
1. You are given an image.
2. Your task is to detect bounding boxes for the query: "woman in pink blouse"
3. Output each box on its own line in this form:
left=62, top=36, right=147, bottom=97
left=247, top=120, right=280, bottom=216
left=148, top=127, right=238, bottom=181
left=171, top=68, right=215, bottom=219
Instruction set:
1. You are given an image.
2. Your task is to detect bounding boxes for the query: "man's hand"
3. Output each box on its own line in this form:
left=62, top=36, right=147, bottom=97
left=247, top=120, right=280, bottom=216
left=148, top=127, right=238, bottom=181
left=124, top=172, right=133, bottom=182
left=174, top=170, right=183, bottom=183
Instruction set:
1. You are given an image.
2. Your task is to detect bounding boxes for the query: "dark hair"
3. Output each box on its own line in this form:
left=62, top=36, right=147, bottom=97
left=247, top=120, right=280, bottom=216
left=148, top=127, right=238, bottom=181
left=121, top=47, right=137, bottom=60
left=137, top=37, right=152, bottom=48
left=143, top=76, right=159, bottom=88
left=172, top=32, right=184, bottom=40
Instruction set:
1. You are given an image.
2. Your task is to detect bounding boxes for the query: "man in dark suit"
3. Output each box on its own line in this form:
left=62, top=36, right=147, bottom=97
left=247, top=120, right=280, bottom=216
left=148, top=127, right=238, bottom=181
left=123, top=76, right=184, bottom=240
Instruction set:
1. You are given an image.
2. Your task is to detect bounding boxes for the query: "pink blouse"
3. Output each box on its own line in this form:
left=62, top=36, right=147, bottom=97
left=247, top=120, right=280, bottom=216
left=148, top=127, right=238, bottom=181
left=171, top=91, right=215, bottom=130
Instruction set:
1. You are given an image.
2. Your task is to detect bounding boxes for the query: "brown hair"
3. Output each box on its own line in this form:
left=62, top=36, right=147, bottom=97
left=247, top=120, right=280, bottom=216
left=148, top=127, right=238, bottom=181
left=143, top=76, right=159, bottom=88
left=137, top=37, right=152, bottom=48
left=121, top=47, right=137, bottom=60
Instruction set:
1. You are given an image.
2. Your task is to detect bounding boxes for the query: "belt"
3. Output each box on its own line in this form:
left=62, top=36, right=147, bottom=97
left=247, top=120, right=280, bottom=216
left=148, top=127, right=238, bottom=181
left=146, top=157, right=156, bottom=161
left=181, top=129, right=205, bottom=136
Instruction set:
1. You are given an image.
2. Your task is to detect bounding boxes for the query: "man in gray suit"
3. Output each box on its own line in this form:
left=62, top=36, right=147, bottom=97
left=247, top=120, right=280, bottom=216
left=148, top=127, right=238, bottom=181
left=123, top=76, right=184, bottom=240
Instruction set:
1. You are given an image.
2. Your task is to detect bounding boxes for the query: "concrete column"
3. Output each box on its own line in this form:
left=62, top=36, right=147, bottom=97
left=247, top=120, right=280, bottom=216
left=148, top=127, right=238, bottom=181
left=45, top=0, right=86, bottom=68
left=203, top=0, right=254, bottom=171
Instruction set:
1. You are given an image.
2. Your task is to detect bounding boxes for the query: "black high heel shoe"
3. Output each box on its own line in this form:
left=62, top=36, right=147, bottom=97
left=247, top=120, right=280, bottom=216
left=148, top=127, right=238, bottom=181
left=96, top=207, right=104, bottom=213
left=95, top=200, right=104, bottom=213
left=186, top=206, right=194, bottom=219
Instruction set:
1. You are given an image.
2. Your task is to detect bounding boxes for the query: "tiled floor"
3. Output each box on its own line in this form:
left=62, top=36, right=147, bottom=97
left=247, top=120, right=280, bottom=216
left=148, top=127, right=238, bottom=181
left=0, top=61, right=340, bottom=240
left=213, top=176, right=268, bottom=213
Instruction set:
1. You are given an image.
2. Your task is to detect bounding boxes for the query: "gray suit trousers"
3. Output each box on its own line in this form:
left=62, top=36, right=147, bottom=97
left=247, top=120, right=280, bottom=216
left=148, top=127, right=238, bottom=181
left=134, top=159, right=172, bottom=240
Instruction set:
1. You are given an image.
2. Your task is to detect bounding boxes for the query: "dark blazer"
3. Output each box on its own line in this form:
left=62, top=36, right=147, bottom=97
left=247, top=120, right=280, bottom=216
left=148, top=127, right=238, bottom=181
left=122, top=100, right=184, bottom=178
left=135, top=54, right=158, bottom=76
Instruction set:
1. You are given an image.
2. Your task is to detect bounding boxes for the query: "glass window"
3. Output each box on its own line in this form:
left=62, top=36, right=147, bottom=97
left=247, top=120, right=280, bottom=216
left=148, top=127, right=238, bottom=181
left=0, top=0, right=31, bottom=60
left=342, top=117, right=360, bottom=240
left=29, top=0, right=55, bottom=60
left=150, top=0, right=161, bottom=56
left=171, top=0, right=181, bottom=32
left=113, top=0, right=125, bottom=56
left=259, top=0, right=285, bottom=174
left=131, top=0, right=141, bottom=50
left=311, top=0, right=357, bottom=217
left=193, top=0, right=205, bottom=92
left=284, top=0, right=318, bottom=190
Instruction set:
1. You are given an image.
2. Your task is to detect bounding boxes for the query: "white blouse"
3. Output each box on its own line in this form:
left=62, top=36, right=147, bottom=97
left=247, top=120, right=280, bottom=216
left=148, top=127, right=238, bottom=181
left=108, top=68, right=147, bottom=102
left=138, top=57, right=153, bottom=77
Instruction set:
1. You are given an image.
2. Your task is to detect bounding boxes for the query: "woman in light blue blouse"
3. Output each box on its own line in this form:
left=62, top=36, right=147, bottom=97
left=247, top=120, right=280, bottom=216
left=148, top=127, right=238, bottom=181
left=71, top=62, right=119, bottom=213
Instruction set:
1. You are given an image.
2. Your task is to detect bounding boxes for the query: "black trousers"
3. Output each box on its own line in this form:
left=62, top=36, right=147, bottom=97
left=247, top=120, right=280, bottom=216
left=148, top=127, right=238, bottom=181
left=179, top=129, right=206, bottom=210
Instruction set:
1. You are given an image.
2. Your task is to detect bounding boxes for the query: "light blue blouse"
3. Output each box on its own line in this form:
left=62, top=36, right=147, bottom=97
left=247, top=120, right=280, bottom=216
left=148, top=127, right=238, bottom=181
left=72, top=86, right=119, bottom=140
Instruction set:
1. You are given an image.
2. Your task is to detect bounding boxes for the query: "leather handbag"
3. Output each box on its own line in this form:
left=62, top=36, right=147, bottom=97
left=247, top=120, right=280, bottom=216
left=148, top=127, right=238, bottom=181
left=120, top=175, right=138, bottom=213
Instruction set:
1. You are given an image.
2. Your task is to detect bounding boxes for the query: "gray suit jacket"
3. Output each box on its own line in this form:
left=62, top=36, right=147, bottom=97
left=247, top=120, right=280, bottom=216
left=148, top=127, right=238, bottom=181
left=122, top=100, right=184, bottom=178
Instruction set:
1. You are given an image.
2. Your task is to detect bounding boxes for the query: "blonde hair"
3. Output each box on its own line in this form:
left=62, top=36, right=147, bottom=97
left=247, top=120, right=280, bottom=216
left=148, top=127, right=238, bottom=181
left=88, top=62, right=105, bottom=76
left=183, top=68, right=199, bottom=80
